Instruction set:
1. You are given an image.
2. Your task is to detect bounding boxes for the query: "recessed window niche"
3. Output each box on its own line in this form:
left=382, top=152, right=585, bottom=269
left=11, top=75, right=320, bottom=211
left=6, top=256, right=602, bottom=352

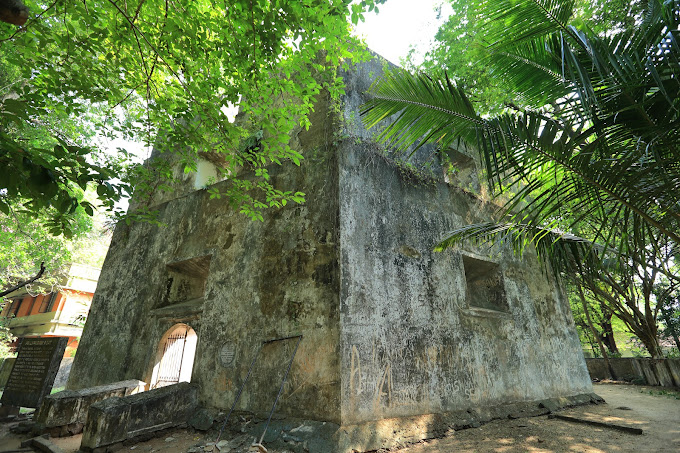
left=443, top=148, right=479, bottom=191
left=462, top=254, right=508, bottom=313
left=158, top=255, right=212, bottom=309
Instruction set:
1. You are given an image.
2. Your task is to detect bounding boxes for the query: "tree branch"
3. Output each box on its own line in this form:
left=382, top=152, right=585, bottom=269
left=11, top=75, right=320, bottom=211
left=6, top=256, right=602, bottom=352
left=0, top=262, right=46, bottom=298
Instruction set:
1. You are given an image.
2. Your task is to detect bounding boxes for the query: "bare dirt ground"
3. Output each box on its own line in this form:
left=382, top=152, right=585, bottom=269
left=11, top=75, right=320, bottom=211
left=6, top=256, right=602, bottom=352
left=399, top=384, right=680, bottom=453
left=1, top=383, right=679, bottom=453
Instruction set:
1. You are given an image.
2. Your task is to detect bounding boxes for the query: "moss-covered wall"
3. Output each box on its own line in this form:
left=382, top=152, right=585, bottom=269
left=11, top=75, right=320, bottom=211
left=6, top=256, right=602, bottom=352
left=69, top=54, right=591, bottom=430
left=335, top=58, right=591, bottom=425
left=69, top=91, right=343, bottom=423
left=337, top=144, right=592, bottom=425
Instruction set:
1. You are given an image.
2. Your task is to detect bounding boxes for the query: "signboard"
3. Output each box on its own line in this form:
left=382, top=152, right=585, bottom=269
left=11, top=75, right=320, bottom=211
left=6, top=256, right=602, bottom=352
left=219, top=343, right=236, bottom=368
left=0, top=337, right=68, bottom=408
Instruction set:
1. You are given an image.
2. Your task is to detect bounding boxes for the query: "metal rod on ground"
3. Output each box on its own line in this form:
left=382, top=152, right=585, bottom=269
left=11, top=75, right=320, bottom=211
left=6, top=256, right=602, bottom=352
left=551, top=414, right=644, bottom=435
left=215, top=342, right=264, bottom=444
left=255, top=334, right=303, bottom=446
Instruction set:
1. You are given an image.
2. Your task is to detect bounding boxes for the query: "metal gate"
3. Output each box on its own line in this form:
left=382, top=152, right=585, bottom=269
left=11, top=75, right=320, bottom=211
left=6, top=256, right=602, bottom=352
left=153, top=327, right=188, bottom=388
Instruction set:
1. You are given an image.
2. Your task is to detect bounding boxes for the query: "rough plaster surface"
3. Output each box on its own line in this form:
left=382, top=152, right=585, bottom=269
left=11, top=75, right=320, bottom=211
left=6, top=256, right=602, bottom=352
left=69, top=89, right=342, bottom=423
left=335, top=56, right=591, bottom=424
left=337, top=144, right=591, bottom=424
left=68, top=53, right=592, bottom=444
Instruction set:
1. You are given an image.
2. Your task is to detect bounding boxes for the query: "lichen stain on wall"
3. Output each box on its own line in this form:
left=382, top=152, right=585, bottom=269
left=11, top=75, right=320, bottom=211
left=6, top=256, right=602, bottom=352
left=337, top=128, right=591, bottom=423
left=68, top=55, right=592, bottom=433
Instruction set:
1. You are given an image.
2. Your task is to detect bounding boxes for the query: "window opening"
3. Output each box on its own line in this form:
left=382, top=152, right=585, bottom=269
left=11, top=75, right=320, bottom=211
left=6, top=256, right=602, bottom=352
left=40, top=293, right=58, bottom=313
left=158, top=255, right=211, bottom=309
left=462, top=255, right=508, bottom=312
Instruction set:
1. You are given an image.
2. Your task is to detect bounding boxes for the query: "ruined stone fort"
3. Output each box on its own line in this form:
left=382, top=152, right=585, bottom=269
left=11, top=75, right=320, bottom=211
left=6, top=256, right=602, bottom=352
left=67, top=55, right=593, bottom=452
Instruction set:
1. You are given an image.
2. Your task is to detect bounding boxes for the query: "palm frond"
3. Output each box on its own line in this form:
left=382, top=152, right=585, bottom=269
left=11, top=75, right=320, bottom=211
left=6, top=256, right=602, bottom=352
left=434, top=221, right=599, bottom=279
left=362, top=63, right=680, bottom=245
left=361, top=70, right=481, bottom=156
left=484, top=34, right=572, bottom=107
left=360, top=0, right=680, bottom=283
left=477, top=0, right=580, bottom=51
left=435, top=221, right=680, bottom=284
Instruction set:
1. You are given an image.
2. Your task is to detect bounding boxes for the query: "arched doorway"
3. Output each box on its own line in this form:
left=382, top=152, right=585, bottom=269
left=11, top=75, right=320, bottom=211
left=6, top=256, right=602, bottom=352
left=150, top=324, right=197, bottom=389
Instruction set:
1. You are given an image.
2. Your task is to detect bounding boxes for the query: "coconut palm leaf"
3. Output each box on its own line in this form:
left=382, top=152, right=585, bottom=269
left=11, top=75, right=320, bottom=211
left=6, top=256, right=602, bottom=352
left=434, top=221, right=597, bottom=273
left=361, top=0, right=680, bottom=263
left=437, top=220, right=680, bottom=285
left=477, top=0, right=580, bottom=50
left=482, top=35, right=572, bottom=108
left=361, top=70, right=481, bottom=155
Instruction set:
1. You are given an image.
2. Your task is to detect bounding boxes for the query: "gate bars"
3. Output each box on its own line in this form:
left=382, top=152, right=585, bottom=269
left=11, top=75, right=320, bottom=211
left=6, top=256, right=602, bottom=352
left=153, top=327, right=188, bottom=388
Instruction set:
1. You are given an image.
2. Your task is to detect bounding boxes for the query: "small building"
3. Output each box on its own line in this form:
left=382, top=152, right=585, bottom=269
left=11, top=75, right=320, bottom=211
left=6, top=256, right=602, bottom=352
left=67, top=56, right=592, bottom=450
left=1, top=263, right=100, bottom=357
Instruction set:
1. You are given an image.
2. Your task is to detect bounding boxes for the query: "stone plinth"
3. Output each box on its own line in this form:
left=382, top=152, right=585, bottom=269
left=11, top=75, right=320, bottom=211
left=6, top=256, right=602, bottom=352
left=80, top=382, right=198, bottom=451
left=34, top=379, right=145, bottom=436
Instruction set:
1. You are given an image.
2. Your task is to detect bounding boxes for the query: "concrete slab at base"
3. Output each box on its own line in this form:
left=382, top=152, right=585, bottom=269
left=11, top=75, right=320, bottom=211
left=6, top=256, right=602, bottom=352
left=80, top=382, right=198, bottom=451
left=35, top=379, right=145, bottom=435
left=223, top=393, right=601, bottom=453
left=22, top=435, right=66, bottom=453
left=338, top=393, right=602, bottom=453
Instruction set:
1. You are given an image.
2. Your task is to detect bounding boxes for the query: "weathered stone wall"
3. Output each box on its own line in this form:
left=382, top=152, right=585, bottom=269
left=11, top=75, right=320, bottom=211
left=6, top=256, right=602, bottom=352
left=35, top=379, right=144, bottom=433
left=53, top=357, right=74, bottom=388
left=68, top=54, right=592, bottom=433
left=337, top=145, right=592, bottom=424
left=81, top=382, right=198, bottom=450
left=336, top=59, right=592, bottom=425
left=68, top=92, right=344, bottom=422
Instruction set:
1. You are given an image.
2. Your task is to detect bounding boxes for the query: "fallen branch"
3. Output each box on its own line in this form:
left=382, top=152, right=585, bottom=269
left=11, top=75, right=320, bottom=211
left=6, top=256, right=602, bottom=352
left=550, top=414, right=643, bottom=435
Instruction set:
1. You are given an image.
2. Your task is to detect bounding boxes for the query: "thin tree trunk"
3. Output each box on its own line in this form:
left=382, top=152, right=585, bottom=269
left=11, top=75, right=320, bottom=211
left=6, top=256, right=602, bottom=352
left=638, top=329, right=664, bottom=359
left=660, top=305, right=680, bottom=357
left=672, top=334, right=680, bottom=357
left=577, top=284, right=616, bottom=380
left=600, top=303, right=619, bottom=354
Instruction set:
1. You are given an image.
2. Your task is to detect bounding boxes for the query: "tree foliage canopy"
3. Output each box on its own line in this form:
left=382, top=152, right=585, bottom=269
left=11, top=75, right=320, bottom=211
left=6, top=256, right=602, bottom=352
left=0, top=191, right=110, bottom=297
left=1, top=0, right=381, bottom=231
left=363, top=0, right=680, bottom=357
left=408, top=0, right=648, bottom=114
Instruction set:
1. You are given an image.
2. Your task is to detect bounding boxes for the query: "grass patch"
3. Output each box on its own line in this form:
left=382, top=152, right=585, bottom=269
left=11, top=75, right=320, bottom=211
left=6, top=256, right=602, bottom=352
left=640, top=388, right=680, bottom=399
